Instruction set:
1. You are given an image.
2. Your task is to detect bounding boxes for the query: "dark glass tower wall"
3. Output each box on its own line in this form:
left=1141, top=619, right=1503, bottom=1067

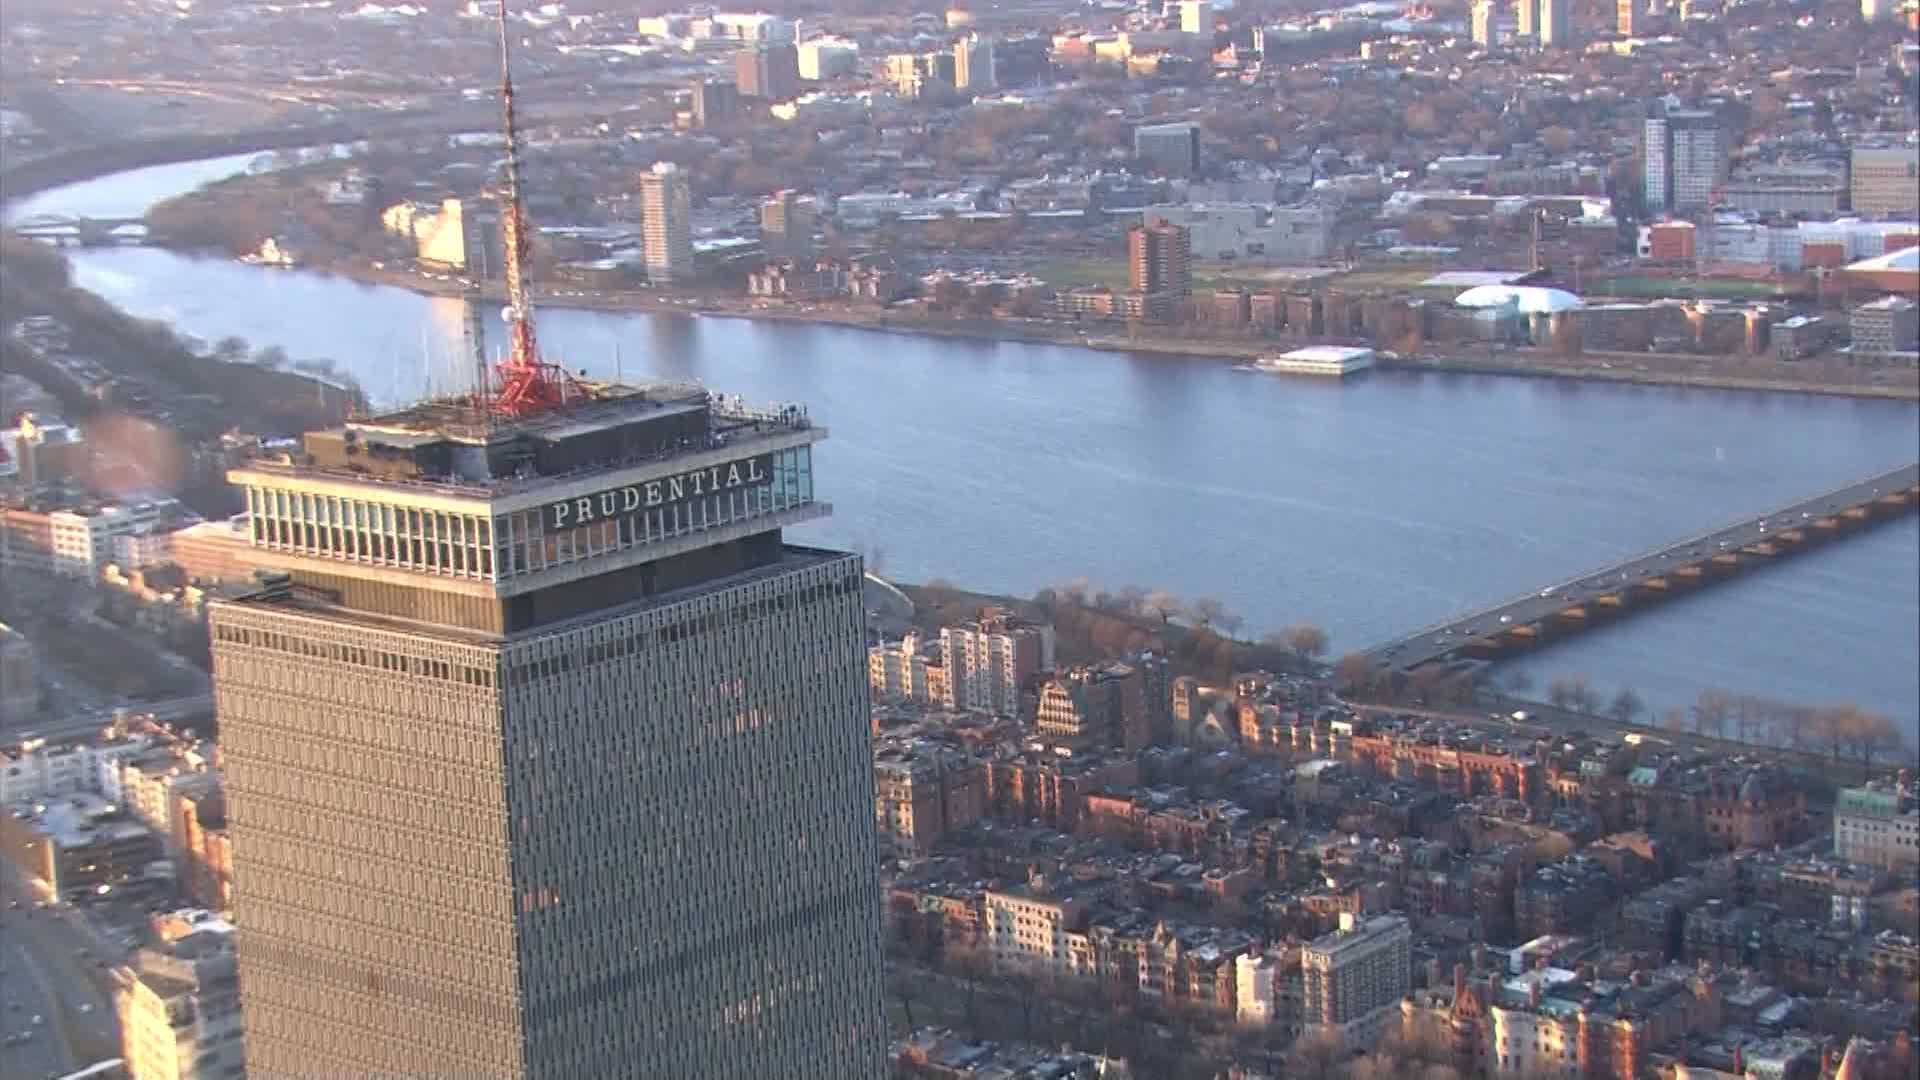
left=212, top=547, right=886, bottom=1078
left=211, top=603, right=524, bottom=1076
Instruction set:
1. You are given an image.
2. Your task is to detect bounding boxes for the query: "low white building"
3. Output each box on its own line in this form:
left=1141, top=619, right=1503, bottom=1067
left=114, top=913, right=244, bottom=1080
left=1143, top=202, right=1333, bottom=262
left=0, top=733, right=158, bottom=808
left=1235, top=952, right=1278, bottom=1026
left=868, top=632, right=939, bottom=706
left=48, top=500, right=179, bottom=579
left=984, top=886, right=1087, bottom=977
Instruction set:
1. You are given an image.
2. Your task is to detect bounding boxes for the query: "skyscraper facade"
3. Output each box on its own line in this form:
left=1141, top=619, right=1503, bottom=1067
left=1668, top=108, right=1729, bottom=211
left=1301, top=913, right=1412, bottom=1046
left=735, top=42, right=800, bottom=101
left=208, top=381, right=886, bottom=1078
left=1516, top=0, right=1539, bottom=40
left=690, top=78, right=740, bottom=129
left=939, top=611, right=1053, bottom=715
left=954, top=32, right=996, bottom=93
left=1617, top=0, right=1652, bottom=36
left=1472, top=0, right=1502, bottom=48
left=639, top=161, right=693, bottom=283
left=1643, top=101, right=1673, bottom=213
left=1538, top=0, right=1571, bottom=45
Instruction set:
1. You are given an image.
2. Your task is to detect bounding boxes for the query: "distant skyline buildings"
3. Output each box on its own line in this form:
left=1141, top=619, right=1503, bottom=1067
left=1538, top=0, right=1571, bottom=45
left=1178, top=0, right=1211, bottom=35
left=1514, top=0, right=1571, bottom=45
left=689, top=78, right=739, bottom=129
left=1472, top=0, right=1506, bottom=49
left=760, top=188, right=816, bottom=261
left=735, top=41, right=800, bottom=102
left=955, top=32, right=996, bottom=92
left=1644, top=98, right=1727, bottom=214
left=1134, top=120, right=1201, bottom=177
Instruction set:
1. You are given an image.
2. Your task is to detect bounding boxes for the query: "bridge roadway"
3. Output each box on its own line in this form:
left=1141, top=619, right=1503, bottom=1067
left=1366, top=462, right=1920, bottom=674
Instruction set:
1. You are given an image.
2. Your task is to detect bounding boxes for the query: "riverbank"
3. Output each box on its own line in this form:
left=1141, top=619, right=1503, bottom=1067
left=317, top=255, right=1920, bottom=402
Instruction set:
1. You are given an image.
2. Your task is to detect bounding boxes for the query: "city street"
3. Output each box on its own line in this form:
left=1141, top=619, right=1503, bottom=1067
left=1, top=936, right=70, bottom=1080
left=0, top=864, right=124, bottom=1077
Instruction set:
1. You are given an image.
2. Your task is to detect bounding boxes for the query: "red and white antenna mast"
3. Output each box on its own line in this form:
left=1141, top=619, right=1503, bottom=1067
left=489, top=0, right=578, bottom=418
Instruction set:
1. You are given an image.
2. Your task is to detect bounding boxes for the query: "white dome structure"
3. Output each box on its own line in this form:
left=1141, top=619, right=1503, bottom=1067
left=1453, top=284, right=1584, bottom=313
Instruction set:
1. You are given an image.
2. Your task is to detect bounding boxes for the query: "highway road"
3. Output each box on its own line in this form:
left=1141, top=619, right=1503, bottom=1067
left=5, top=694, right=215, bottom=747
left=1369, top=463, right=1920, bottom=672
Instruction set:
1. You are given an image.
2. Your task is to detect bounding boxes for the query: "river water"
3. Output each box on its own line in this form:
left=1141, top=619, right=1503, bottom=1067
left=8, top=159, right=1918, bottom=736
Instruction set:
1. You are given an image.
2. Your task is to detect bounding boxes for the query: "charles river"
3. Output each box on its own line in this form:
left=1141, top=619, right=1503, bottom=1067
left=8, top=155, right=1918, bottom=737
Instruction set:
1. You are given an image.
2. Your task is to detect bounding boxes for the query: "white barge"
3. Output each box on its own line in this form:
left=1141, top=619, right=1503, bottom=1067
left=1253, top=346, right=1375, bottom=377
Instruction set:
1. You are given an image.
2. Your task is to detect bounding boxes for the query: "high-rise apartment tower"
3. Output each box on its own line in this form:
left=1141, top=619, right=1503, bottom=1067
left=1129, top=221, right=1193, bottom=296
left=208, top=380, right=886, bottom=1077
left=639, top=161, right=693, bottom=283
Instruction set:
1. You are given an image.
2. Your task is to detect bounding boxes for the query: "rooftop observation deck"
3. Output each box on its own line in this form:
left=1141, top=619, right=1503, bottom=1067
left=222, top=381, right=830, bottom=598
left=232, top=380, right=820, bottom=503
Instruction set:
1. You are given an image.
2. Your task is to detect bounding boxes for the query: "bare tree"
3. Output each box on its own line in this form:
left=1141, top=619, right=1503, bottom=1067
left=1284, top=623, right=1331, bottom=659
left=1217, top=611, right=1245, bottom=638
left=1608, top=686, right=1645, bottom=727
left=1661, top=707, right=1689, bottom=733
left=1058, top=577, right=1092, bottom=607
left=1569, top=678, right=1600, bottom=715
left=1190, top=595, right=1227, bottom=627
left=1693, top=690, right=1732, bottom=739
left=1114, top=585, right=1147, bottom=616
left=922, top=577, right=959, bottom=610
left=1408, top=665, right=1447, bottom=706
left=1547, top=675, right=1601, bottom=714
left=1334, top=653, right=1377, bottom=696
left=1779, top=704, right=1813, bottom=752
left=1852, top=710, right=1904, bottom=772
left=1143, top=590, right=1184, bottom=624
left=1810, top=705, right=1850, bottom=764
left=1504, top=669, right=1534, bottom=697
left=1289, top=1028, right=1347, bottom=1080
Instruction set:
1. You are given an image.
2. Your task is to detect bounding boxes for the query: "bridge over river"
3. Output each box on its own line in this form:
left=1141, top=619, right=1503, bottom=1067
left=8, top=212, right=149, bottom=245
left=1366, top=463, right=1920, bottom=675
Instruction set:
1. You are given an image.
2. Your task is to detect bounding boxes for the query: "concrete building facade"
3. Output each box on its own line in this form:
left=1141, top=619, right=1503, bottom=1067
left=939, top=612, right=1053, bottom=716
left=114, top=913, right=245, bottom=1080
left=1300, top=912, right=1412, bottom=1047
left=1134, top=122, right=1202, bottom=177
left=1835, top=782, right=1920, bottom=871
left=1851, top=144, right=1920, bottom=217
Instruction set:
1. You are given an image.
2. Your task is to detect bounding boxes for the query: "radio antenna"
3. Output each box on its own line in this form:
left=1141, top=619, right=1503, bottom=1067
left=484, top=0, right=582, bottom=419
